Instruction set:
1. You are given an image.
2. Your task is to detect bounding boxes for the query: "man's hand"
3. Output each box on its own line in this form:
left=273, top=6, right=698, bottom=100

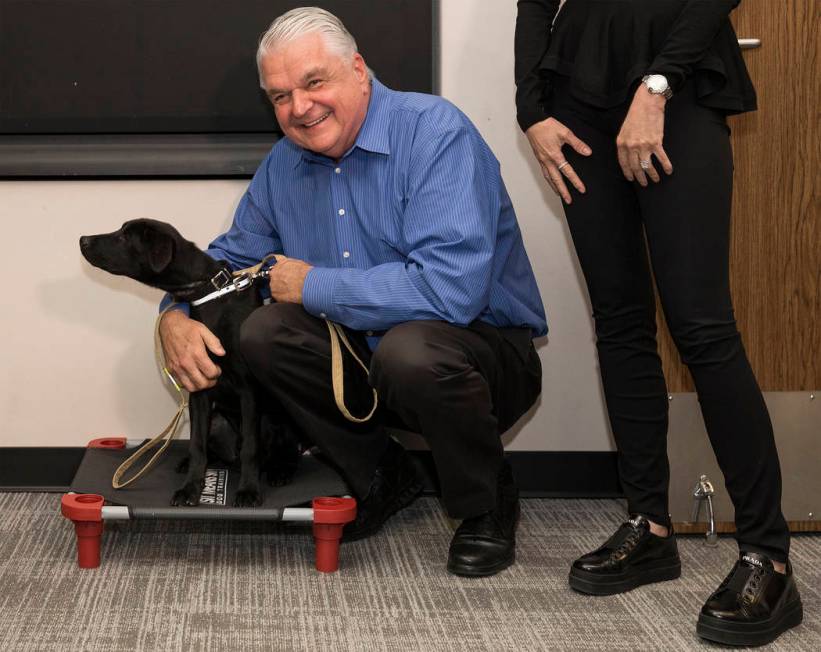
left=158, top=309, right=225, bottom=392
left=269, top=255, right=312, bottom=304
left=525, top=117, right=592, bottom=204
left=616, top=86, right=674, bottom=186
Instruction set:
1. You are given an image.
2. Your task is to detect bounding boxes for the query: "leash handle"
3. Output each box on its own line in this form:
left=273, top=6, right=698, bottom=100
left=111, top=403, right=187, bottom=488
left=326, top=320, right=378, bottom=423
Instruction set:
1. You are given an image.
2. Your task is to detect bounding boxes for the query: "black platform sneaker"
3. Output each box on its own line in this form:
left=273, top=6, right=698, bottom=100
left=568, top=514, right=681, bottom=595
left=697, top=551, right=803, bottom=646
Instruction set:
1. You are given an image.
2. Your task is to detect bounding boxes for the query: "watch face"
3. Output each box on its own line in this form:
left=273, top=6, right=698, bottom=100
left=647, top=75, right=669, bottom=92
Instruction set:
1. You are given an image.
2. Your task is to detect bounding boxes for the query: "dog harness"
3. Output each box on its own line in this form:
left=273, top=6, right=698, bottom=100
left=190, top=267, right=267, bottom=307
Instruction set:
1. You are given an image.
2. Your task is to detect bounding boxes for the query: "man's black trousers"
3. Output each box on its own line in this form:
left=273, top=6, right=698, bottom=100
left=239, top=304, right=541, bottom=519
left=552, top=77, right=790, bottom=561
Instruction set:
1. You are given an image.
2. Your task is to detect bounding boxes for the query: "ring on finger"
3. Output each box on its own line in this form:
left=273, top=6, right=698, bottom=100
left=557, top=161, right=570, bottom=171
left=639, top=159, right=651, bottom=170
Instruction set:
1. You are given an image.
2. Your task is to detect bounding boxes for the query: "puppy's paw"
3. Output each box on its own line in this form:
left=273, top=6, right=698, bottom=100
left=171, top=482, right=202, bottom=506
left=234, top=486, right=263, bottom=508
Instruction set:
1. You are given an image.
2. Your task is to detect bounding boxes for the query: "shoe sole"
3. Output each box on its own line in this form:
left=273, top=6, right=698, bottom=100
left=568, top=558, right=681, bottom=596
left=447, top=550, right=515, bottom=578
left=342, top=479, right=424, bottom=542
left=696, top=599, right=803, bottom=647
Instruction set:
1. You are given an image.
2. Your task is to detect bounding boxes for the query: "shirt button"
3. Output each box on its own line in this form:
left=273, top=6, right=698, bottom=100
left=366, top=330, right=374, bottom=337
left=342, top=251, right=350, bottom=258
left=334, top=167, right=341, bottom=174
left=338, top=208, right=345, bottom=216
left=319, top=312, right=327, bottom=319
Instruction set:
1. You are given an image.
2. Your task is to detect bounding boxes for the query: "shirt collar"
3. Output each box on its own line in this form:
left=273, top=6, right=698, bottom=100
left=292, top=77, right=392, bottom=167
left=352, top=78, right=392, bottom=156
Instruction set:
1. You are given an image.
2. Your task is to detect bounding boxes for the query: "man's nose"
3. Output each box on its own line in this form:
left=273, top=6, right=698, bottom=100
left=291, top=88, right=312, bottom=117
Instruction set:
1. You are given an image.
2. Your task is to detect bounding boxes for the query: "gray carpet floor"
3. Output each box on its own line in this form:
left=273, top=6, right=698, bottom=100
left=0, top=493, right=817, bottom=651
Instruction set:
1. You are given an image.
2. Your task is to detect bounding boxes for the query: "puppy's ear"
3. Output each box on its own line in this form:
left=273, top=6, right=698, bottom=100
left=146, top=231, right=175, bottom=274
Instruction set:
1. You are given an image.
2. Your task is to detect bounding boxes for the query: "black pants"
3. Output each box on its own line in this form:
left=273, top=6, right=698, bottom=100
left=551, top=78, right=790, bottom=561
left=239, top=304, right=541, bottom=519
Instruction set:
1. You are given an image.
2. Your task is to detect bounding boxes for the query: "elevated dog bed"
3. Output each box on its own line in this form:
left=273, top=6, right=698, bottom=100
left=61, top=438, right=356, bottom=573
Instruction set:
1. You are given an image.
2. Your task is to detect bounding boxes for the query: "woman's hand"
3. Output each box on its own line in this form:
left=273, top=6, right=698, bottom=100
left=525, top=117, right=592, bottom=204
left=616, top=86, right=674, bottom=186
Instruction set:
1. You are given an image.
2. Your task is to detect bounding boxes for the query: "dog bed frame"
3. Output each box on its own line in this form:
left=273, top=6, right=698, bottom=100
left=61, top=437, right=356, bottom=573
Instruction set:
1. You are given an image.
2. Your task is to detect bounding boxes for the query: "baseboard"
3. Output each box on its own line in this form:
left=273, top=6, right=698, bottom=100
left=0, top=448, right=88, bottom=491
left=0, top=447, right=622, bottom=497
left=507, top=451, right=622, bottom=498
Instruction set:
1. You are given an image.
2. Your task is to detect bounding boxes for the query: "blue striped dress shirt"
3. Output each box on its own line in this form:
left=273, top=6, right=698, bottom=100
left=206, top=79, right=547, bottom=342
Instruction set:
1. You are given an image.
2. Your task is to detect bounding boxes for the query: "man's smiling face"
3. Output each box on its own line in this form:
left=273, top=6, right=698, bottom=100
left=260, top=32, right=371, bottom=160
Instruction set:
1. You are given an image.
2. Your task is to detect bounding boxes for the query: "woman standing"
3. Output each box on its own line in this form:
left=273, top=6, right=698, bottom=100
left=515, top=0, right=802, bottom=645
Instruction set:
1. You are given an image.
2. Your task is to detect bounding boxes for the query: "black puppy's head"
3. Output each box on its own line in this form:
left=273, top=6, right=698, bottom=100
left=80, top=218, right=216, bottom=294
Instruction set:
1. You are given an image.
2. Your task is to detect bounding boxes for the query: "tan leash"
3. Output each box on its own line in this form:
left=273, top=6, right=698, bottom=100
left=326, top=321, right=378, bottom=423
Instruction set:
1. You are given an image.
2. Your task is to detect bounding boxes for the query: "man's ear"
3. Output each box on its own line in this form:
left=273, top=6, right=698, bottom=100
left=146, top=231, right=175, bottom=274
left=352, top=52, right=368, bottom=84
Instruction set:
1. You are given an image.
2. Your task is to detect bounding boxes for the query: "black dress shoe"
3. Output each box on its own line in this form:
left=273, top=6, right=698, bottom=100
left=568, top=515, right=681, bottom=595
left=697, top=552, right=803, bottom=646
left=342, top=439, right=423, bottom=542
left=447, top=461, right=519, bottom=577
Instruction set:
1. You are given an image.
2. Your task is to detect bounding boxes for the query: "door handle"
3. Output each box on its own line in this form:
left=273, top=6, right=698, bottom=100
left=738, top=38, right=762, bottom=50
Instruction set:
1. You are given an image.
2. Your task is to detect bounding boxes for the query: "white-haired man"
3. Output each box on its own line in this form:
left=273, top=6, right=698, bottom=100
left=160, top=7, right=546, bottom=576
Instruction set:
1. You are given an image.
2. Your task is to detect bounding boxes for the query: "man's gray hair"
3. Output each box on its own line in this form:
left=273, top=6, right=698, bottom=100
left=256, top=7, right=361, bottom=88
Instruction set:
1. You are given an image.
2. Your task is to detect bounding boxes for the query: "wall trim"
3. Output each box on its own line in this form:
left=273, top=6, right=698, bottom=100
left=0, top=447, right=622, bottom=497
left=1, top=448, right=88, bottom=492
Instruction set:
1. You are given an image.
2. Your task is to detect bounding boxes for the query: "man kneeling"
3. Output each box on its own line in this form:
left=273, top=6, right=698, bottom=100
left=159, top=7, right=546, bottom=576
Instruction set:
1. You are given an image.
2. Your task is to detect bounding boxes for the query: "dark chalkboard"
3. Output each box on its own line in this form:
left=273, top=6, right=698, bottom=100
left=0, top=0, right=438, bottom=176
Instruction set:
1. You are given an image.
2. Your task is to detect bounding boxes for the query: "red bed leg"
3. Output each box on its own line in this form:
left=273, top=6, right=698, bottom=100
left=61, top=494, right=105, bottom=568
left=312, top=497, right=357, bottom=573
left=87, top=437, right=126, bottom=449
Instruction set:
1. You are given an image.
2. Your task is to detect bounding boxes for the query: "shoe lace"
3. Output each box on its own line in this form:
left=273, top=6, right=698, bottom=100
left=742, top=566, right=766, bottom=603
left=612, top=523, right=643, bottom=558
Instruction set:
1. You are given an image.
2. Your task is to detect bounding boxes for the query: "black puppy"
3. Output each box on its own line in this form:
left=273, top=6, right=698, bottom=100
left=80, top=218, right=300, bottom=507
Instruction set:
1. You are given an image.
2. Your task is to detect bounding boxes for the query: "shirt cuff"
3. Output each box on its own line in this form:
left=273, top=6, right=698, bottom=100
left=159, top=293, right=190, bottom=316
left=302, top=267, right=338, bottom=320
left=517, top=105, right=550, bottom=133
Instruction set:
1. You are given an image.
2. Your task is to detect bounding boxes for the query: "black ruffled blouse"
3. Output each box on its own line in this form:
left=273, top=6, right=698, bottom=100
left=515, top=0, right=757, bottom=132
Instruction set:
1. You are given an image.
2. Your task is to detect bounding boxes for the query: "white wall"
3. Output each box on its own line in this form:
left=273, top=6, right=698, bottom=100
left=0, top=0, right=613, bottom=451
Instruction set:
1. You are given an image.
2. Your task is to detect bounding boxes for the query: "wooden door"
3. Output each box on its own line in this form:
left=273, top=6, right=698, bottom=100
left=658, top=0, right=820, bottom=392
left=660, top=0, right=820, bottom=534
